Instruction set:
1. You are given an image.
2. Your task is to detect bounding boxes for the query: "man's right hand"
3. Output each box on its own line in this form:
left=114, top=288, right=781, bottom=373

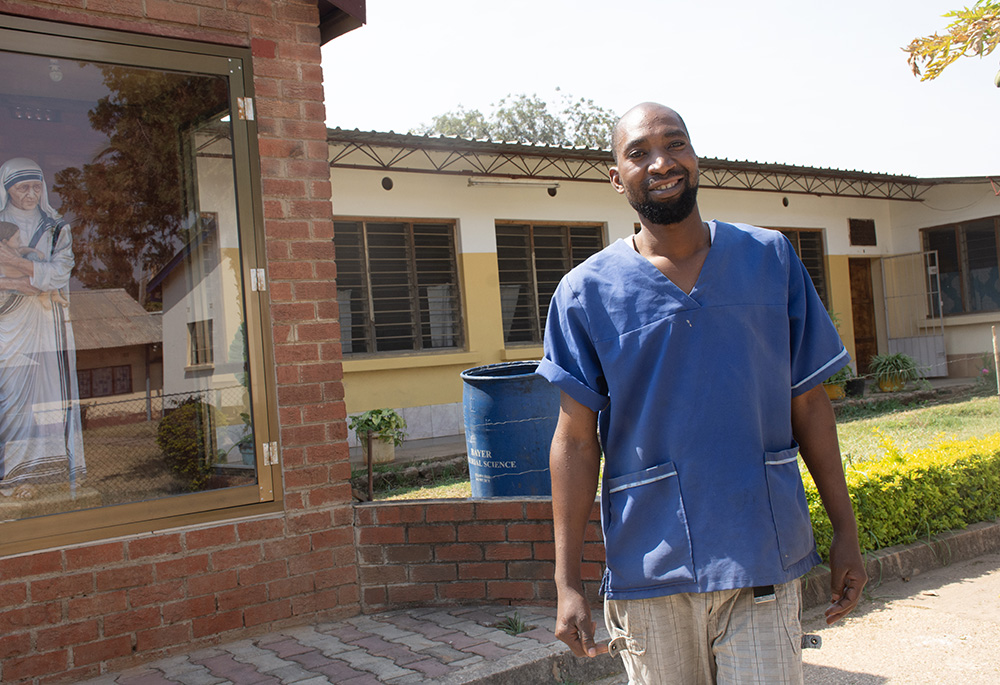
left=550, top=393, right=607, bottom=658
left=554, top=588, right=609, bottom=658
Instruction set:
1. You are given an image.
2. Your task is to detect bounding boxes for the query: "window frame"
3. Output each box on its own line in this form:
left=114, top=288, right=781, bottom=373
left=334, top=216, right=464, bottom=357
left=188, top=319, right=215, bottom=367
left=848, top=218, right=877, bottom=247
left=78, top=365, right=133, bottom=399
left=921, top=215, right=1000, bottom=316
left=0, top=16, right=280, bottom=556
left=495, top=220, right=606, bottom=346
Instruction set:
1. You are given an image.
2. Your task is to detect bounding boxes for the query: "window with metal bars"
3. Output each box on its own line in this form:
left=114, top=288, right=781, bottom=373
left=188, top=320, right=214, bottom=366
left=77, top=365, right=132, bottom=399
left=922, top=216, right=1000, bottom=315
left=848, top=218, right=877, bottom=246
left=335, top=219, right=463, bottom=354
left=496, top=222, right=605, bottom=345
left=778, top=229, right=829, bottom=307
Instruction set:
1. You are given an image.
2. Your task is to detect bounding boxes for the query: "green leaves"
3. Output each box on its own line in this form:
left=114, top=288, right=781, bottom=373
left=155, top=398, right=218, bottom=491
left=348, top=408, right=408, bottom=446
left=806, top=433, right=1000, bottom=559
left=412, top=91, right=617, bottom=148
left=869, top=352, right=922, bottom=384
left=904, top=0, right=1000, bottom=82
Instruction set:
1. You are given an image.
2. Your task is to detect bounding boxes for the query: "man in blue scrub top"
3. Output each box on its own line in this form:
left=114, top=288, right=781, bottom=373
left=539, top=102, right=867, bottom=684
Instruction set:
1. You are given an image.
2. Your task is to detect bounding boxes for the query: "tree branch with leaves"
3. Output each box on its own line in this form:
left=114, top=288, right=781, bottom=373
left=904, top=0, right=1000, bottom=84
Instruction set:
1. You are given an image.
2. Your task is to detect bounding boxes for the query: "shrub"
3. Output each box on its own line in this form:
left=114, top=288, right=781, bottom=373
left=805, top=432, right=1000, bottom=559
left=156, top=397, right=218, bottom=491
left=869, top=352, right=921, bottom=391
left=975, top=353, right=997, bottom=395
left=348, top=408, right=407, bottom=446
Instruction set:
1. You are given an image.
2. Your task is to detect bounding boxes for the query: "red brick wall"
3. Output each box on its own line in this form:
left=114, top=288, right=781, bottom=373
left=0, top=515, right=358, bottom=683
left=0, top=2, right=356, bottom=683
left=355, top=500, right=606, bottom=613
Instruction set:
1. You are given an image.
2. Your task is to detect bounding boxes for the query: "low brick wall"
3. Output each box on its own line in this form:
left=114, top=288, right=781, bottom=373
left=354, top=499, right=605, bottom=612
left=0, top=510, right=358, bottom=684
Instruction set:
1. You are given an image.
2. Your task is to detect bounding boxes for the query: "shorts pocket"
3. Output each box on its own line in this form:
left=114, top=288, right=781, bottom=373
left=763, top=445, right=815, bottom=570
left=605, top=597, right=646, bottom=657
left=605, top=461, right=695, bottom=591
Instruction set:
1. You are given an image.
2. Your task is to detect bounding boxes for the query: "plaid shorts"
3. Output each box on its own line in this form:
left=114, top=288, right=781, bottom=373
left=605, top=579, right=804, bottom=685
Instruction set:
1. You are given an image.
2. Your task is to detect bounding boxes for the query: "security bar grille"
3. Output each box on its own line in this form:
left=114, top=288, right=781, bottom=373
left=335, top=219, right=462, bottom=354
left=497, top=222, right=604, bottom=345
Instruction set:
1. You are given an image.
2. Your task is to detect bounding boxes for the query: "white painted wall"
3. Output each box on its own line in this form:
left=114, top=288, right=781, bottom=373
left=332, top=167, right=1000, bottom=252
left=888, top=181, right=1000, bottom=254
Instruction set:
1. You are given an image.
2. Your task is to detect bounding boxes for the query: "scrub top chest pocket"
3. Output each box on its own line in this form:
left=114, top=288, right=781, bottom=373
left=604, top=461, right=696, bottom=592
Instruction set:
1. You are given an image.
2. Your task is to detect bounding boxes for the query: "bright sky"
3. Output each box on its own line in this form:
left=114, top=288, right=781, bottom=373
left=321, top=0, right=999, bottom=179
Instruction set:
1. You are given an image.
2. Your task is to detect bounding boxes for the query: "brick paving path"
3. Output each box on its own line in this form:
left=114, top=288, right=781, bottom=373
left=77, top=605, right=600, bottom=685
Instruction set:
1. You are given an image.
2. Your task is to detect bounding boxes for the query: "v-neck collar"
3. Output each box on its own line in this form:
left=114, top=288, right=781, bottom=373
left=622, top=220, right=719, bottom=304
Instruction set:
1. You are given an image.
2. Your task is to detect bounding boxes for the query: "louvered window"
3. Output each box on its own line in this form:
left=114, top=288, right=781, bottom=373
left=496, top=222, right=604, bottom=344
left=335, top=220, right=462, bottom=354
left=779, top=229, right=829, bottom=307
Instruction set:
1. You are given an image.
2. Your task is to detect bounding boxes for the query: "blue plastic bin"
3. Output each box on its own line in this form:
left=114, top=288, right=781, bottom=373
left=461, top=361, right=559, bottom=497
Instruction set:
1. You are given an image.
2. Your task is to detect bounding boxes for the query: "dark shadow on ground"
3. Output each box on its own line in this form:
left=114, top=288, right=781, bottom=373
left=803, top=663, right=889, bottom=684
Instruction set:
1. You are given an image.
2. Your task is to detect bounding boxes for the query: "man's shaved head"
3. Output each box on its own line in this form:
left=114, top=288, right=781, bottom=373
left=611, top=102, right=689, bottom=163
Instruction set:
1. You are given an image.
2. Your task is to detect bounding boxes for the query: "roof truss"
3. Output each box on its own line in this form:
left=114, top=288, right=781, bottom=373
left=328, top=131, right=935, bottom=201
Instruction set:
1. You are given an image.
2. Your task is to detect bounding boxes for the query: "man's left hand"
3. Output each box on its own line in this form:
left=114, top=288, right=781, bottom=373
left=824, top=533, right=867, bottom=624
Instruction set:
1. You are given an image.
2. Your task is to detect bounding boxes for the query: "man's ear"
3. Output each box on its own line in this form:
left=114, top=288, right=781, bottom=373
left=609, top=167, right=625, bottom=195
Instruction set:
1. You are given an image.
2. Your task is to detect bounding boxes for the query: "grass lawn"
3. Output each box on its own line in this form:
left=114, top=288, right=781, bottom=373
left=379, top=388, right=1000, bottom=501
left=836, top=393, right=1000, bottom=464
left=378, top=478, right=473, bottom=501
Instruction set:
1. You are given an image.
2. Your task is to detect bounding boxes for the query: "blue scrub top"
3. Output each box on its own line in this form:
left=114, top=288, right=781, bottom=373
left=539, top=221, right=849, bottom=599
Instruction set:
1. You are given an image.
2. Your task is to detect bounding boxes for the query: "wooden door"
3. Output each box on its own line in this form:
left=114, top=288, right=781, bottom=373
left=849, top=258, right=877, bottom=375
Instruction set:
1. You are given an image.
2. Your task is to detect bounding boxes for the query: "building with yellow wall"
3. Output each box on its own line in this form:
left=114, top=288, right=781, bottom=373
left=329, top=129, right=1000, bottom=448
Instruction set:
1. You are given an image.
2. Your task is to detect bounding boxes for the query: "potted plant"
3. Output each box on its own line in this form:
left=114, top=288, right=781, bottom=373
left=823, top=365, right=851, bottom=401
left=845, top=372, right=867, bottom=398
left=869, top=352, right=921, bottom=392
left=349, top=408, right=407, bottom=464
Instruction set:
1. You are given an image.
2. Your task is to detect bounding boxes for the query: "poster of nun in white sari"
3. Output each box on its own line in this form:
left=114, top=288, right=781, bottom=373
left=0, top=158, right=85, bottom=500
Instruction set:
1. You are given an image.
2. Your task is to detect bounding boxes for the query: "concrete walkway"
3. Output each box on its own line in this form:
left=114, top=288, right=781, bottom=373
left=800, top=549, right=1000, bottom=684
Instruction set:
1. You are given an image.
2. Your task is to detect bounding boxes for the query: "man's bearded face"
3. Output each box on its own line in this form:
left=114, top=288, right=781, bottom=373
left=625, top=178, right=699, bottom=226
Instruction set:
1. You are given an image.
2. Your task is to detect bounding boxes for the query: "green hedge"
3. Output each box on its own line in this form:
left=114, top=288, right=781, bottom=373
left=156, top=398, right=217, bottom=491
left=805, top=432, right=1000, bottom=559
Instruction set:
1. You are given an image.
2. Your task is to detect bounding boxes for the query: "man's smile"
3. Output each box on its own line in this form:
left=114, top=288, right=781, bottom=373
left=646, top=176, right=684, bottom=198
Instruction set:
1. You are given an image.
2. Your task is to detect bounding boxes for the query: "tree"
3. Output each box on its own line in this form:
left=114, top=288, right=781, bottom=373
left=418, top=105, right=491, bottom=140
left=904, top=1, right=1000, bottom=83
left=53, top=66, right=229, bottom=306
left=412, top=91, right=618, bottom=148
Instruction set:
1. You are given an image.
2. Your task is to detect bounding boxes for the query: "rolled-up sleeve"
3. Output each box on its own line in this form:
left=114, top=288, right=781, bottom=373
left=538, top=277, right=609, bottom=412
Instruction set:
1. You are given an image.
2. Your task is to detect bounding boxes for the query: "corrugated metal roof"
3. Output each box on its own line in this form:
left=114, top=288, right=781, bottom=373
left=68, top=289, right=161, bottom=351
left=328, top=127, right=613, bottom=161
left=327, top=127, right=994, bottom=185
